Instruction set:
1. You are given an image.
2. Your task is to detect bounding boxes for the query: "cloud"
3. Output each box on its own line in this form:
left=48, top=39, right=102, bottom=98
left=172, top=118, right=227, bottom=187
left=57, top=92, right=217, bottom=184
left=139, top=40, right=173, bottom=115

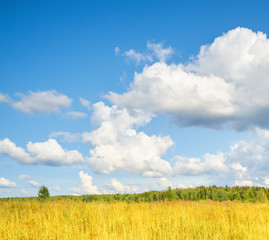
left=147, top=42, right=174, bottom=62
left=224, top=128, right=269, bottom=185
left=49, top=132, right=80, bottom=142
left=108, top=28, right=269, bottom=130
left=65, top=111, right=87, bottom=119
left=83, top=102, right=173, bottom=177
left=106, top=178, right=139, bottom=193
left=172, top=153, right=227, bottom=176
left=70, top=171, right=99, bottom=195
left=28, top=180, right=39, bottom=188
left=79, top=97, right=91, bottom=110
left=123, top=49, right=153, bottom=64
left=148, top=177, right=172, bottom=190
left=0, top=177, right=16, bottom=188
left=12, top=90, right=72, bottom=115
left=114, top=46, right=121, bottom=55
left=18, top=174, right=31, bottom=180
left=0, top=138, right=83, bottom=166
left=0, top=92, right=9, bottom=103
left=107, top=62, right=235, bottom=128
left=235, top=180, right=253, bottom=186
left=122, top=42, right=173, bottom=64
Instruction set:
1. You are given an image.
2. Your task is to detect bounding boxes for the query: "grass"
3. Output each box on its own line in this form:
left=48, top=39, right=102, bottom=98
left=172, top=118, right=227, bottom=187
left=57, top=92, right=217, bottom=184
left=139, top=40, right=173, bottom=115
left=0, top=200, right=268, bottom=239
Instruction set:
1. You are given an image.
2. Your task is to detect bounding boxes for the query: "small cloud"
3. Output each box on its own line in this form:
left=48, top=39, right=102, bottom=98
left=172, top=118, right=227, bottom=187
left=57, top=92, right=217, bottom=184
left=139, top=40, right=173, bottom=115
left=49, top=132, right=80, bottom=142
left=121, top=42, right=173, bottom=65
left=12, top=90, right=72, bottom=115
left=147, top=41, right=174, bottom=62
left=28, top=180, right=39, bottom=188
left=122, top=49, right=153, bottom=65
left=69, top=171, right=99, bottom=195
left=114, top=46, right=121, bottom=55
left=65, top=111, right=88, bottom=119
left=235, top=180, right=253, bottom=186
left=106, top=178, right=139, bottom=193
left=120, top=71, right=127, bottom=84
left=79, top=98, right=91, bottom=110
left=19, top=174, right=31, bottom=180
left=0, top=92, right=9, bottom=103
left=0, top=177, right=16, bottom=188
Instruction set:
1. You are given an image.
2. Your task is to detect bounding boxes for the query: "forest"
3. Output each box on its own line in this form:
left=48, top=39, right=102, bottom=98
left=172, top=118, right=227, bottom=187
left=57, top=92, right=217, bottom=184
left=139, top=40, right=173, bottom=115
left=1, top=185, right=268, bottom=203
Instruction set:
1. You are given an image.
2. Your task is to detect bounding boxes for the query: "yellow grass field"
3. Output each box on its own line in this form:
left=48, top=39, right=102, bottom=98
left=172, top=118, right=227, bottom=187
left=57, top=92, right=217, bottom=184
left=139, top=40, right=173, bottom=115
left=0, top=200, right=268, bottom=240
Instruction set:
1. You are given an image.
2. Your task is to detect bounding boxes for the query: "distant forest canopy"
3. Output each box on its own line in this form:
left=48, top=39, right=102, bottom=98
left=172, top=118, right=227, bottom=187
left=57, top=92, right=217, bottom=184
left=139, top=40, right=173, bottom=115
left=0, top=185, right=269, bottom=203
left=1, top=186, right=269, bottom=203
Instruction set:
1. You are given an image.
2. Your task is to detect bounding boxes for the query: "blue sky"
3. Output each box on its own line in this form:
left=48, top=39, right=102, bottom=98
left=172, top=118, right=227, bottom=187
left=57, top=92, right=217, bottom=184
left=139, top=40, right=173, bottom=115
left=1, top=0, right=269, bottom=197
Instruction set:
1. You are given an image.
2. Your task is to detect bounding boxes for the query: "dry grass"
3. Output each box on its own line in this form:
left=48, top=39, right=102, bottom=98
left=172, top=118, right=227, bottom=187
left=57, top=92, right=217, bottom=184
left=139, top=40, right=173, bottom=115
left=0, top=200, right=268, bottom=240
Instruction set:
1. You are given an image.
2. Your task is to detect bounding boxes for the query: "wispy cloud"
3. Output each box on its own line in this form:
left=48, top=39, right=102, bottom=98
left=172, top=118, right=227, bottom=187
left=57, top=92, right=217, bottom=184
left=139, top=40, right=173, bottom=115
left=65, top=111, right=87, bottom=119
left=49, top=132, right=80, bottom=142
left=28, top=180, right=39, bottom=188
left=122, top=41, right=173, bottom=64
left=79, top=97, right=91, bottom=110
left=18, top=174, right=31, bottom=180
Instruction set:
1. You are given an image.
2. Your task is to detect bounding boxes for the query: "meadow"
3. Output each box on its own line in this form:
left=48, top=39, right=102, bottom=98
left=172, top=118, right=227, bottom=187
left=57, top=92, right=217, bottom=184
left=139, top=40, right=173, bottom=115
left=1, top=199, right=268, bottom=240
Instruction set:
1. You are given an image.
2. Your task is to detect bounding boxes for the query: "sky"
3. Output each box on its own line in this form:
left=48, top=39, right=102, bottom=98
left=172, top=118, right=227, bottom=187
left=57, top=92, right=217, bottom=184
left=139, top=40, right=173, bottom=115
left=1, top=0, right=269, bottom=197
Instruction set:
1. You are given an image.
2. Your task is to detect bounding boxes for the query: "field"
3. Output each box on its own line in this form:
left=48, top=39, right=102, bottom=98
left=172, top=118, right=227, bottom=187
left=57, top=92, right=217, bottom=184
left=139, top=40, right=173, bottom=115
left=0, top=200, right=268, bottom=240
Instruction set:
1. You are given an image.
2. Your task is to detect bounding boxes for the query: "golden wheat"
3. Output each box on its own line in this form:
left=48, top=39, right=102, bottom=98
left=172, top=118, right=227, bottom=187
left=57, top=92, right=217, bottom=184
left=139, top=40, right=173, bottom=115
left=0, top=200, right=268, bottom=240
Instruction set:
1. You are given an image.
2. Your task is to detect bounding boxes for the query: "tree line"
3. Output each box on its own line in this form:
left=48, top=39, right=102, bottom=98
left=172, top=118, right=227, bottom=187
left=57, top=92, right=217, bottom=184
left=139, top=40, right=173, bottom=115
left=1, top=185, right=268, bottom=203
left=81, top=185, right=269, bottom=203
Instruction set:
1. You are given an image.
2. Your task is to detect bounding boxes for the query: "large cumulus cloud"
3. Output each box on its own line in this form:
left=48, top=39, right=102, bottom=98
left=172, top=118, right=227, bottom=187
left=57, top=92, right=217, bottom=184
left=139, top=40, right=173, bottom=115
left=107, top=27, right=269, bottom=130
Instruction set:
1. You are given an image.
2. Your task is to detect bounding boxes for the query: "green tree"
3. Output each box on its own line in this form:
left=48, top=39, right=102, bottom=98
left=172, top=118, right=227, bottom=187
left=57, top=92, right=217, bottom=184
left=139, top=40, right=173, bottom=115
left=38, top=186, right=50, bottom=200
left=256, top=190, right=268, bottom=203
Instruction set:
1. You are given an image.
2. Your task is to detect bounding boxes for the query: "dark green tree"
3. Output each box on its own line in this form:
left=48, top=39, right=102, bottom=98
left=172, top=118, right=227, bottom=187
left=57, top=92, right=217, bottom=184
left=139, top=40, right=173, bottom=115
left=38, top=185, right=50, bottom=200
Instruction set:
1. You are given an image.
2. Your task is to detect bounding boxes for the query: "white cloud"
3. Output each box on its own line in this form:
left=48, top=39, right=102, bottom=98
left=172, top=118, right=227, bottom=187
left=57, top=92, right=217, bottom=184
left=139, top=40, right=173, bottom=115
left=65, top=111, right=87, bottom=119
left=264, top=178, right=269, bottom=185
left=235, top=180, right=253, bottom=186
left=122, top=42, right=173, bottom=64
left=123, top=49, right=153, bottom=64
left=0, top=138, right=83, bottom=166
left=49, top=132, right=80, bottom=142
left=18, top=174, right=31, bottom=180
left=147, top=42, right=174, bottom=62
left=173, top=153, right=228, bottom=176
left=0, top=138, right=32, bottom=163
left=12, top=90, right=72, bottom=115
left=83, top=102, right=173, bottom=177
left=108, top=28, right=269, bottom=130
left=0, top=177, right=16, bottom=188
left=0, top=92, right=9, bottom=103
left=79, top=97, right=91, bottom=110
left=107, top=62, right=235, bottom=128
left=114, top=46, right=121, bottom=55
left=149, top=177, right=172, bottom=190
left=28, top=180, right=39, bottom=188
left=106, top=178, right=139, bottom=193
left=70, top=171, right=99, bottom=195
left=224, top=128, right=269, bottom=185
